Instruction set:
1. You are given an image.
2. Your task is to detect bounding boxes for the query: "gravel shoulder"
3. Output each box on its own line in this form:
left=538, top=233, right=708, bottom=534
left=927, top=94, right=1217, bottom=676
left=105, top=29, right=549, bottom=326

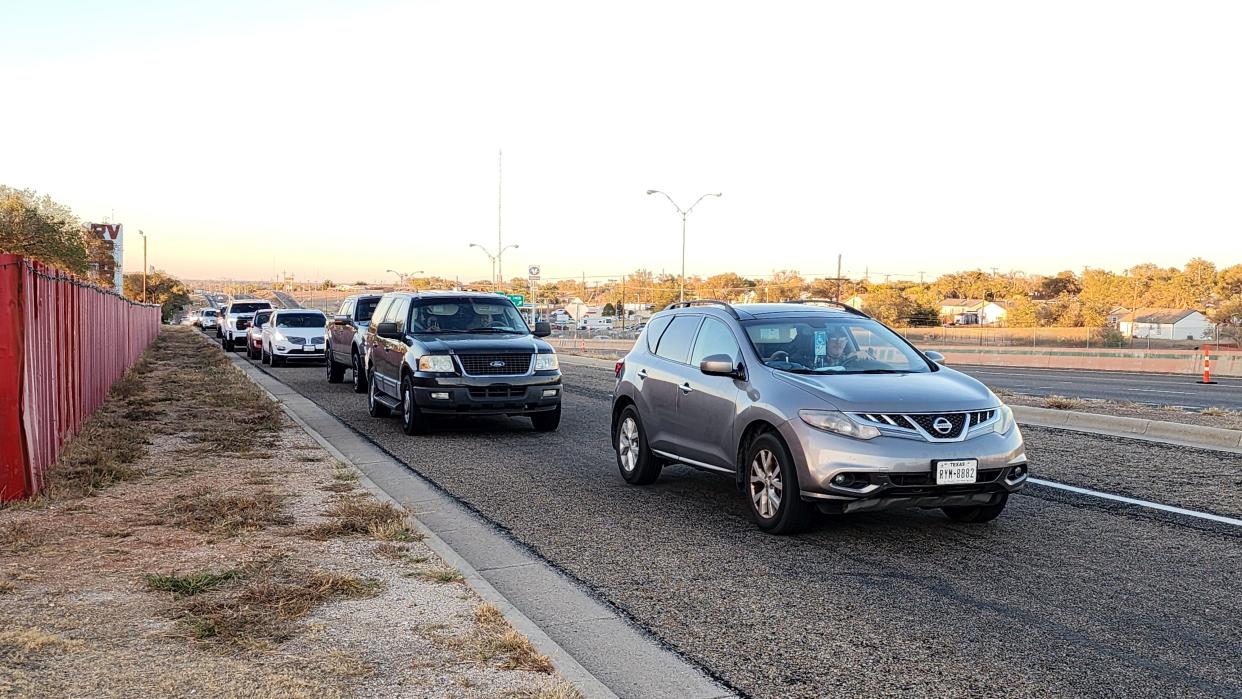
left=0, top=328, right=577, bottom=699
left=1000, top=392, right=1242, bottom=431
left=257, top=357, right=1242, bottom=699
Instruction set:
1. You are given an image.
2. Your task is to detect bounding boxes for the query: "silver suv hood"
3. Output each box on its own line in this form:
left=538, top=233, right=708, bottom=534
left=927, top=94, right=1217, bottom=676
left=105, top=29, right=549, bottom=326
left=770, top=366, right=997, bottom=413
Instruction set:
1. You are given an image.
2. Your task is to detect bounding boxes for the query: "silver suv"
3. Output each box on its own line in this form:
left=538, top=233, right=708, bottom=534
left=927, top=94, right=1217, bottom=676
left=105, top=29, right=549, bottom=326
left=611, top=300, right=1028, bottom=534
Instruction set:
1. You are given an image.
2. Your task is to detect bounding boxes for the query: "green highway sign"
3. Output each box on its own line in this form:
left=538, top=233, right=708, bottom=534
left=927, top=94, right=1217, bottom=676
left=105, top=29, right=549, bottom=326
left=506, top=294, right=526, bottom=306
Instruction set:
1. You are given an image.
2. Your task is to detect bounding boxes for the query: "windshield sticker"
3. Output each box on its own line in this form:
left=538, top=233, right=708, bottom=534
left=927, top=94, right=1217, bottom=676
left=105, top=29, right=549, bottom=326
left=758, top=327, right=782, bottom=341
left=814, top=330, right=827, bottom=356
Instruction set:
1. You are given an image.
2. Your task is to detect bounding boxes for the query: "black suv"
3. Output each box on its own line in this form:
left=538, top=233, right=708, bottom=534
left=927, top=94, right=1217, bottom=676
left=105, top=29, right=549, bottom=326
left=363, top=291, right=562, bottom=434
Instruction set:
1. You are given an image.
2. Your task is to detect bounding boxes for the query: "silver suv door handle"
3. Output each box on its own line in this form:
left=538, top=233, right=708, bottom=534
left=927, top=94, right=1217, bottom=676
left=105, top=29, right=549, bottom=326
left=637, top=369, right=648, bottom=380
left=679, top=382, right=693, bottom=394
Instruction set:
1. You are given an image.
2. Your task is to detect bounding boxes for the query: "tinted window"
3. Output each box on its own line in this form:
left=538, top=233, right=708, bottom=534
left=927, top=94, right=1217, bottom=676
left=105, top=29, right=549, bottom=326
left=390, top=298, right=411, bottom=333
left=644, top=315, right=673, bottom=352
left=690, top=318, right=741, bottom=366
left=253, top=310, right=272, bottom=327
left=202, top=310, right=217, bottom=317
left=654, top=315, right=701, bottom=364
left=409, top=297, right=528, bottom=334
left=355, top=297, right=380, bottom=322
left=742, top=317, right=929, bottom=374
left=230, top=302, right=270, bottom=314
left=275, top=312, right=326, bottom=328
left=371, top=297, right=394, bottom=327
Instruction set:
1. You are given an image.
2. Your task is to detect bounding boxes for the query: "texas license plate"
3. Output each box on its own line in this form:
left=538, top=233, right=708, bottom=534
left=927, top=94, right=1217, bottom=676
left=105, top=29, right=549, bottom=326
left=935, top=459, right=977, bottom=485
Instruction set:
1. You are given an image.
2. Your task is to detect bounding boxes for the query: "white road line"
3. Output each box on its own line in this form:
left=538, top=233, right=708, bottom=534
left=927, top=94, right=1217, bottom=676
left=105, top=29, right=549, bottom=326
left=1121, top=388, right=1196, bottom=395
left=1028, top=478, right=1242, bottom=526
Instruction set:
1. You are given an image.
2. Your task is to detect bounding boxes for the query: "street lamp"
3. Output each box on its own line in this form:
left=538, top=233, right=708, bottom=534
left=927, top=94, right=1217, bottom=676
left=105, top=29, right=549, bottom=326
left=386, top=269, right=424, bottom=286
left=646, top=190, right=721, bottom=302
left=469, top=243, right=519, bottom=291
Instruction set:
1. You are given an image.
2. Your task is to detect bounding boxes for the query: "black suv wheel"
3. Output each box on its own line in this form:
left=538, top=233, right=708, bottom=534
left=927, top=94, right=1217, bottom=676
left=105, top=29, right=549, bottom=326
left=745, top=433, right=810, bottom=535
left=614, top=405, right=661, bottom=485
left=531, top=405, right=561, bottom=432
left=400, top=374, right=430, bottom=435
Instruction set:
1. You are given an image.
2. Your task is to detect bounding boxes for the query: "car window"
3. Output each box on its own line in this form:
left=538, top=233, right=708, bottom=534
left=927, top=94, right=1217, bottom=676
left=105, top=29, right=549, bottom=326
left=254, top=310, right=272, bottom=327
left=741, top=317, right=929, bottom=374
left=338, top=300, right=351, bottom=317
left=355, top=297, right=379, bottom=322
left=230, top=302, right=270, bottom=314
left=390, top=298, right=411, bottom=333
left=690, top=318, right=741, bottom=366
left=644, top=315, right=673, bottom=352
left=371, top=297, right=393, bottom=327
left=654, top=315, right=701, bottom=364
left=409, top=297, right=529, bottom=334
left=274, top=312, right=326, bottom=328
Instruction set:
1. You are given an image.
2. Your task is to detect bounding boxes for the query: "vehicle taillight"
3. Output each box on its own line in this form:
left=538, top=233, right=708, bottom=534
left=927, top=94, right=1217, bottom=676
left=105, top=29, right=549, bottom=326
left=614, top=359, right=624, bottom=379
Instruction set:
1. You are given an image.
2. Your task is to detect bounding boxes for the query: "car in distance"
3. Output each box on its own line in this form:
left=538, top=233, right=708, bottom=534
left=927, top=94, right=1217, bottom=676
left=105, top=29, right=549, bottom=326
left=325, top=293, right=382, bottom=393
left=261, top=309, right=327, bottom=367
left=611, top=300, right=1028, bottom=534
left=218, top=299, right=273, bottom=351
left=246, top=308, right=274, bottom=360
left=363, top=291, right=561, bottom=435
left=197, top=308, right=219, bottom=331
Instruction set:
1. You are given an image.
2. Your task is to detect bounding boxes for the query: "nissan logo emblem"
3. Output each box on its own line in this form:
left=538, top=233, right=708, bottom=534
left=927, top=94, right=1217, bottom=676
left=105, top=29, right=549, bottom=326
left=932, top=417, right=953, bottom=434
left=489, top=360, right=506, bottom=368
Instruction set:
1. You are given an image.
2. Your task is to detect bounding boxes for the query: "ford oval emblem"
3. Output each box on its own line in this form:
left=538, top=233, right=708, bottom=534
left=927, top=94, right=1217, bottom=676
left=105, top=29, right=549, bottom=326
left=932, top=417, right=953, bottom=434
left=490, top=360, right=506, bottom=368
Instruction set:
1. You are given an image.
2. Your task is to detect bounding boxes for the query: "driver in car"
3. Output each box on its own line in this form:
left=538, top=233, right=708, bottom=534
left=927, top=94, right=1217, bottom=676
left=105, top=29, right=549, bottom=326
left=816, top=326, right=855, bottom=368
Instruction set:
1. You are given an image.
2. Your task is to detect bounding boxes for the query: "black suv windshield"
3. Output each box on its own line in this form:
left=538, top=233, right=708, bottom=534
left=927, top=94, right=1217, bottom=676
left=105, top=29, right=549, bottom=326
left=410, top=297, right=528, bottom=334
left=356, top=297, right=380, bottom=322
left=275, top=312, right=326, bottom=328
left=741, top=317, right=931, bottom=374
left=230, top=302, right=270, bottom=314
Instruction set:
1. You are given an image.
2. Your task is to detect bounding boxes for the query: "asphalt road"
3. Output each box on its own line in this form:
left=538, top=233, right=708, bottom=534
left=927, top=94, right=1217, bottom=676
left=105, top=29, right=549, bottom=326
left=243, top=350, right=1241, bottom=698
left=952, top=364, right=1242, bottom=410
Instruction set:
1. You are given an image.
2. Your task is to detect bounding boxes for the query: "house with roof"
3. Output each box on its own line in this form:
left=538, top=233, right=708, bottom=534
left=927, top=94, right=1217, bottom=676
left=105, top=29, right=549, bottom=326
left=1118, top=308, right=1212, bottom=340
left=939, top=298, right=1009, bottom=325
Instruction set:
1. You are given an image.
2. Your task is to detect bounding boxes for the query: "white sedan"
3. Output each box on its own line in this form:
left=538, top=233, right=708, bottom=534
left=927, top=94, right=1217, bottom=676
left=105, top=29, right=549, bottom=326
left=261, top=309, right=328, bottom=367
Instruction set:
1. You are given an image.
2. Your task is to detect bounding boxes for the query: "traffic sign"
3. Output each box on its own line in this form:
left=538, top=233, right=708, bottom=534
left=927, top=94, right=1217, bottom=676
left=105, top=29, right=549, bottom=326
left=507, top=294, right=526, bottom=306
left=527, top=265, right=541, bottom=278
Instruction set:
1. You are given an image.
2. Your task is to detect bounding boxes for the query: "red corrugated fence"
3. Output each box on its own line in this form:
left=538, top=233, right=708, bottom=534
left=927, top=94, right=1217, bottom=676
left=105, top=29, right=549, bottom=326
left=0, top=254, right=161, bottom=501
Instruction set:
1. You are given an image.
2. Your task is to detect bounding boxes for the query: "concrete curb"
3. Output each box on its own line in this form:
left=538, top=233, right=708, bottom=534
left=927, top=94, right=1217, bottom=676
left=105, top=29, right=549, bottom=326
left=224, top=349, right=734, bottom=699
left=560, top=355, right=1242, bottom=454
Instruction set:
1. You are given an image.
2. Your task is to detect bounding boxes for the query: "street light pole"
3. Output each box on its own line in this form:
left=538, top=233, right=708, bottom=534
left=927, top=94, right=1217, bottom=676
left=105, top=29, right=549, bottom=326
left=469, top=243, right=518, bottom=292
left=138, top=229, right=148, bottom=303
left=646, top=190, right=722, bottom=302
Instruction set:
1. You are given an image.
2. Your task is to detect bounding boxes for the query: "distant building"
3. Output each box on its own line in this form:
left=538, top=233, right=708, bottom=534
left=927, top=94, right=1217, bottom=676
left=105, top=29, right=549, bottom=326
left=1107, top=306, right=1130, bottom=326
left=939, top=298, right=1008, bottom=325
left=1118, top=308, right=1212, bottom=340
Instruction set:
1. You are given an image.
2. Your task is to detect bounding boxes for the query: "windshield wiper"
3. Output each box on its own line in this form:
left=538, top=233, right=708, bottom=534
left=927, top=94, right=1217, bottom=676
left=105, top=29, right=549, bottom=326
left=466, top=328, right=525, bottom=333
left=836, top=369, right=912, bottom=374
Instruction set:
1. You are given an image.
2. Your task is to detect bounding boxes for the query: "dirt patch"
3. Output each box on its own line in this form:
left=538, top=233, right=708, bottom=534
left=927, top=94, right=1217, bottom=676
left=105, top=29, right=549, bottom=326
left=1004, top=393, right=1242, bottom=431
left=0, top=326, right=577, bottom=698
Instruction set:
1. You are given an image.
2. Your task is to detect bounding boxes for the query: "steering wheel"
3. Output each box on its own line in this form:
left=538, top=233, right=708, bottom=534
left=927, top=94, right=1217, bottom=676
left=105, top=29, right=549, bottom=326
left=768, top=350, right=790, bottom=363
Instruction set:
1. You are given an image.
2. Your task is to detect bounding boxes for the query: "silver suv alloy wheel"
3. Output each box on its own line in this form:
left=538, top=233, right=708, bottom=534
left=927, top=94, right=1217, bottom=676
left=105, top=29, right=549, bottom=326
left=617, top=416, right=639, bottom=472
left=749, top=448, right=783, bottom=519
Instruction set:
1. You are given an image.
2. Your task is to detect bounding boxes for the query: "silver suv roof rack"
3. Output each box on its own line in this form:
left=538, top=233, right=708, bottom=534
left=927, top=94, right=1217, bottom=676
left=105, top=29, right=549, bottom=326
left=663, top=299, right=741, bottom=319
left=793, top=299, right=872, bottom=319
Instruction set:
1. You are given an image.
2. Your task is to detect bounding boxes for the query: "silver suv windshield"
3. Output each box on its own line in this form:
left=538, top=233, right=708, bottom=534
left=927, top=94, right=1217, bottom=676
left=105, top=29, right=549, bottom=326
left=410, top=298, right=528, bottom=334
left=741, top=317, right=931, bottom=374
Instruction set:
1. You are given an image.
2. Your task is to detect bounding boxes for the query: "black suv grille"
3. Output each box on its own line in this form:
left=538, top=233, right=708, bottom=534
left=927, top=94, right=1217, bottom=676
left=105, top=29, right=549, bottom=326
left=468, top=386, right=526, bottom=399
left=458, top=353, right=531, bottom=376
left=907, top=413, right=968, bottom=439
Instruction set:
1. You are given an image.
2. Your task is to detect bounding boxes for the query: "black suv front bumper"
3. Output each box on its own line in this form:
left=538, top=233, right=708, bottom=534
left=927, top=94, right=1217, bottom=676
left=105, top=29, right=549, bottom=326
left=409, top=371, right=562, bottom=416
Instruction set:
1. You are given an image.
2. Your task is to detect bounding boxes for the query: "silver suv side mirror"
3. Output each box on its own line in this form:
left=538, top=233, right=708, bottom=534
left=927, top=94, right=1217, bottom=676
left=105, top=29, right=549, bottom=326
left=924, top=350, right=946, bottom=365
left=700, top=354, right=745, bottom=379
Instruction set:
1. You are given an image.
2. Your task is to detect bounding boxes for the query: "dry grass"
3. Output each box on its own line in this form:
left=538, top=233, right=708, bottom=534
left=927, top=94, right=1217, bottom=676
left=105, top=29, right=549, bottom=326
left=320, top=482, right=356, bottom=494
left=418, top=567, right=465, bottom=584
left=517, top=682, right=586, bottom=699
left=0, top=521, right=44, bottom=552
left=306, top=497, right=420, bottom=541
left=444, top=602, right=554, bottom=673
left=162, top=488, right=292, bottom=536
left=1042, top=394, right=1083, bottom=410
left=1202, top=406, right=1240, bottom=417
left=166, top=559, right=382, bottom=644
left=146, top=569, right=240, bottom=597
left=0, top=627, right=84, bottom=663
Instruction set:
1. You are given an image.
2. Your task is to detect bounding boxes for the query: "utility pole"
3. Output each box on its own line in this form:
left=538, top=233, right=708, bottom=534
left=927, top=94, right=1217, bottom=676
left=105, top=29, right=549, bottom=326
left=835, top=254, right=843, bottom=302
left=138, top=230, right=148, bottom=303
left=497, top=149, right=503, bottom=290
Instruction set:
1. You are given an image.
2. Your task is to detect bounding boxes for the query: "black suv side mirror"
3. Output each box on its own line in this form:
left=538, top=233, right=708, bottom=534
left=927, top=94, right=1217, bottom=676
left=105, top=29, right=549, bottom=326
left=700, top=354, right=744, bottom=379
left=376, top=321, right=401, bottom=339
left=533, top=321, right=552, bottom=337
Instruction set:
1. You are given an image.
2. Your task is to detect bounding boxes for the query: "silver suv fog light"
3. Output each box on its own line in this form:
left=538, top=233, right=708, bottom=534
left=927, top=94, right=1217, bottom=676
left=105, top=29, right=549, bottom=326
left=1006, top=464, right=1028, bottom=483
left=831, top=473, right=871, bottom=489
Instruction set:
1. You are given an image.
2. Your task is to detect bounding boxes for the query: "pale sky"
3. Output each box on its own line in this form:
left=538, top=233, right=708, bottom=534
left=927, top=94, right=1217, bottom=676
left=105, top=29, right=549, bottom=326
left=2, top=1, right=1240, bottom=285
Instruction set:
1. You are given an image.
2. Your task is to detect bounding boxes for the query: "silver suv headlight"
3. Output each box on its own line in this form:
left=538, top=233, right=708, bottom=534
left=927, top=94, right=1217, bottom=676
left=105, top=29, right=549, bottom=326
left=994, top=405, right=1015, bottom=435
left=798, top=410, right=881, bottom=440
left=534, top=353, right=559, bottom=371
left=417, top=355, right=455, bottom=372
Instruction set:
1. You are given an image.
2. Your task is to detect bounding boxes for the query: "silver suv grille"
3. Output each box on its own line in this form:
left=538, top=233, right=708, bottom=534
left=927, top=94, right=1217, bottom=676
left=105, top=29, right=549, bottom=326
left=457, top=353, right=532, bottom=376
left=855, top=410, right=996, bottom=441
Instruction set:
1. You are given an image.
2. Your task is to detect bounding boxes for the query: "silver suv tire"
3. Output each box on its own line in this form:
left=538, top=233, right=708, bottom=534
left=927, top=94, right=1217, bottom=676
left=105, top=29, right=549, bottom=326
left=615, top=405, right=661, bottom=485
left=745, top=433, right=810, bottom=535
